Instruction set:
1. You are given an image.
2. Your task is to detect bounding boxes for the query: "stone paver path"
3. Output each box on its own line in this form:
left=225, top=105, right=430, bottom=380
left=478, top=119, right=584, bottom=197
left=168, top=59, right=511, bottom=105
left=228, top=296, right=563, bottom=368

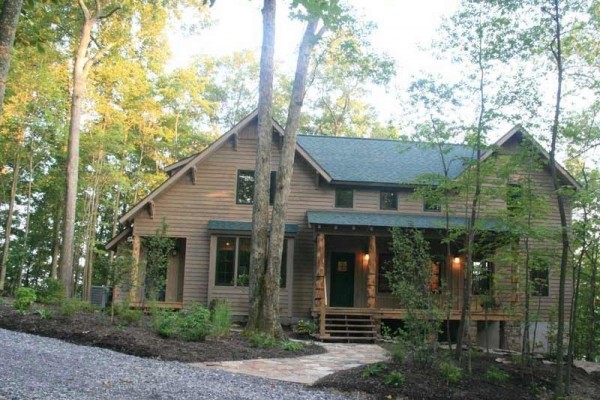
left=191, top=342, right=389, bottom=385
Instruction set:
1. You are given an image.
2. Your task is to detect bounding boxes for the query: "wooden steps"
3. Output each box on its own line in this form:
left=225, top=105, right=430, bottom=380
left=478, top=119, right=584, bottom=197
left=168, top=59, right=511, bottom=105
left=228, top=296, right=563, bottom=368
left=317, top=312, right=378, bottom=343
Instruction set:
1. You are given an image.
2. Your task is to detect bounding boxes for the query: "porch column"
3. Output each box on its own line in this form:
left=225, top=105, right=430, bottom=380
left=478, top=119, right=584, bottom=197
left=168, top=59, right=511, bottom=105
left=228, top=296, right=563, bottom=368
left=129, top=235, right=141, bottom=303
left=315, top=233, right=326, bottom=307
left=367, top=235, right=377, bottom=308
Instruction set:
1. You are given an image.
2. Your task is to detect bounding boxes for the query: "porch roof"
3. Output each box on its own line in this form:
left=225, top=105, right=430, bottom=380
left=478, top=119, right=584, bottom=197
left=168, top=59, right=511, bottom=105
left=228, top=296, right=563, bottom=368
left=207, top=220, right=299, bottom=234
left=306, top=210, right=504, bottom=231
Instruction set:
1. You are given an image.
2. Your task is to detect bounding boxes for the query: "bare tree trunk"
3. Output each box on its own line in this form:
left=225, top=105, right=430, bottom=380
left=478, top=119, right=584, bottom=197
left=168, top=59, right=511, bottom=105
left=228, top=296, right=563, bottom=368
left=247, top=0, right=276, bottom=332
left=546, top=1, right=569, bottom=396
left=50, top=207, right=62, bottom=279
left=17, top=154, right=33, bottom=288
left=264, top=19, right=323, bottom=337
left=0, top=152, right=20, bottom=292
left=60, top=1, right=118, bottom=297
left=0, top=0, right=23, bottom=113
left=588, top=248, right=598, bottom=360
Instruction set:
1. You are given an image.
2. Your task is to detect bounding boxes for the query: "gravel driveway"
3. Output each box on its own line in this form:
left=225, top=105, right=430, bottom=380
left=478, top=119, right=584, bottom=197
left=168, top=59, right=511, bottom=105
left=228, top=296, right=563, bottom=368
left=0, top=329, right=350, bottom=400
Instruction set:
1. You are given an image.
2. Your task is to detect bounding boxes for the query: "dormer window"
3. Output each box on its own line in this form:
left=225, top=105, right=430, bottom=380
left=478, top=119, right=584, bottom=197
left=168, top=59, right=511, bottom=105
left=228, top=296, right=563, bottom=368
left=335, top=189, right=353, bottom=208
left=380, top=191, right=398, bottom=210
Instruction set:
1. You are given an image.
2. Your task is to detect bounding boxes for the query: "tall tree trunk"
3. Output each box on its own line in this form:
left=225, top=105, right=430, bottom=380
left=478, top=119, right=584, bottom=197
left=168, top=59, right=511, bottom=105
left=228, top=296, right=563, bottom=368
left=50, top=207, right=62, bottom=280
left=0, top=152, right=20, bottom=292
left=60, top=1, right=117, bottom=297
left=587, top=248, right=598, bottom=360
left=547, top=1, right=569, bottom=396
left=247, top=0, right=276, bottom=332
left=264, top=18, right=323, bottom=337
left=0, top=0, right=23, bottom=113
left=17, top=154, right=33, bottom=287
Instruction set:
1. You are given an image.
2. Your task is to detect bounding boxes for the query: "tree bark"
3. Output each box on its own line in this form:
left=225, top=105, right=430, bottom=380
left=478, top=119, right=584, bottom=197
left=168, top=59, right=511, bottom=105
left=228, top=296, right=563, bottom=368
left=50, top=207, right=61, bottom=280
left=247, top=0, right=276, bottom=333
left=17, top=154, right=33, bottom=287
left=0, top=0, right=23, bottom=113
left=260, top=18, right=322, bottom=337
left=0, top=152, right=20, bottom=292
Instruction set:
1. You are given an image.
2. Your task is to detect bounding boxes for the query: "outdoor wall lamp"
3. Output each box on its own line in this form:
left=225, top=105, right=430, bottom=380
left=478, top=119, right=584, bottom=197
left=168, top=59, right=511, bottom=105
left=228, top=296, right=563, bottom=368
left=363, top=253, right=370, bottom=268
left=452, top=256, right=461, bottom=269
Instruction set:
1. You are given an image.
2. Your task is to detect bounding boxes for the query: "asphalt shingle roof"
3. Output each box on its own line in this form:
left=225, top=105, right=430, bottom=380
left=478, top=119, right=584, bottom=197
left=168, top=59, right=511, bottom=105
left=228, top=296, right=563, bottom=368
left=207, top=220, right=299, bottom=234
left=307, top=211, right=503, bottom=231
left=297, top=135, right=474, bottom=185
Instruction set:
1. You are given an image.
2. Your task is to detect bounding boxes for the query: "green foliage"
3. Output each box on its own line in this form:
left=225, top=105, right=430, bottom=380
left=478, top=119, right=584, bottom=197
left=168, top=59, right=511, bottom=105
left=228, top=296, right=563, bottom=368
left=210, top=299, right=232, bottom=338
left=151, top=304, right=211, bottom=341
left=115, top=302, right=143, bottom=325
left=383, top=371, right=405, bottom=387
left=387, top=228, right=441, bottom=366
left=13, top=287, right=37, bottom=312
left=59, top=299, right=96, bottom=317
left=35, top=278, right=64, bottom=305
left=362, top=362, right=388, bottom=378
left=295, top=319, right=318, bottom=335
left=35, top=308, right=54, bottom=319
left=438, top=361, right=462, bottom=385
left=248, top=331, right=279, bottom=348
left=142, top=221, right=175, bottom=301
left=281, top=341, right=304, bottom=352
left=485, top=366, right=510, bottom=384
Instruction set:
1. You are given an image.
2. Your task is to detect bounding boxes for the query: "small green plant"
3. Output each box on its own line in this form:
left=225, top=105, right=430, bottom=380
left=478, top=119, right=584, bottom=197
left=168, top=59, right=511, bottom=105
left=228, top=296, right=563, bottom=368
left=59, top=299, right=96, bottom=316
left=210, top=300, right=232, bottom=338
left=115, top=302, right=143, bottom=325
left=295, top=319, right=318, bottom=335
left=389, top=338, right=408, bottom=363
left=485, top=366, right=510, bottom=384
left=35, top=308, right=54, bottom=319
left=178, top=304, right=211, bottom=341
left=362, top=363, right=388, bottom=378
left=35, top=278, right=64, bottom=305
left=152, top=309, right=178, bottom=338
left=384, top=371, right=405, bottom=387
left=14, top=287, right=37, bottom=312
left=439, top=361, right=462, bottom=385
left=281, top=341, right=304, bottom=352
left=248, top=331, right=278, bottom=348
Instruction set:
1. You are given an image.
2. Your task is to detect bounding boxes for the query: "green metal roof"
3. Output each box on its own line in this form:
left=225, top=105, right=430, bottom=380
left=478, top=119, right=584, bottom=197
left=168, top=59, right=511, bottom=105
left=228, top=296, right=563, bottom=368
left=207, top=220, right=299, bottom=234
left=306, top=211, right=503, bottom=231
left=297, top=135, right=474, bottom=185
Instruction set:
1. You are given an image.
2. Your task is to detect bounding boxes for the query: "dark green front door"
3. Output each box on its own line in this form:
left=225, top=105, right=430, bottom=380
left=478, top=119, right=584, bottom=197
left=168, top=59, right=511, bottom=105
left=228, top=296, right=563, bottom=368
left=330, top=252, right=355, bottom=307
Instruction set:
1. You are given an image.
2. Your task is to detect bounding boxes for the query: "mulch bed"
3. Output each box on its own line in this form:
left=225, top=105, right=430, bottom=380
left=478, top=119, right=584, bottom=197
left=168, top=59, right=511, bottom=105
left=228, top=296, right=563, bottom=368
left=0, top=302, right=325, bottom=363
left=314, top=348, right=600, bottom=400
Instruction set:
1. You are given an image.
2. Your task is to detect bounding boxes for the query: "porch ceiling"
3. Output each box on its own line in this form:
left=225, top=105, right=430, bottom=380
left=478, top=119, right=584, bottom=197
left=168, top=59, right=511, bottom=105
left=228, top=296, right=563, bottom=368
left=307, top=210, right=504, bottom=231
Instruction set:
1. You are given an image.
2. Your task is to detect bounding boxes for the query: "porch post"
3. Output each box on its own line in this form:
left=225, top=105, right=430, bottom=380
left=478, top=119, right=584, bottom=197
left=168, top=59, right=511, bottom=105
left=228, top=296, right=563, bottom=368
left=129, top=235, right=141, bottom=303
left=367, top=235, right=377, bottom=308
left=315, top=233, right=326, bottom=337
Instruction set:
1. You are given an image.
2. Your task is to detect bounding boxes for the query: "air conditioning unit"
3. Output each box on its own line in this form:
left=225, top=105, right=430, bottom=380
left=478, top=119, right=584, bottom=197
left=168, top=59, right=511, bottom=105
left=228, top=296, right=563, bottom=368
left=90, top=286, right=112, bottom=309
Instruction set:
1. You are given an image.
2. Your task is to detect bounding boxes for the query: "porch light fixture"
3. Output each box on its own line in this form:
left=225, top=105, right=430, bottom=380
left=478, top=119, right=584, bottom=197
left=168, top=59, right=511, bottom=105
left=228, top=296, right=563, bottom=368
left=452, top=256, right=461, bottom=269
left=363, top=253, right=370, bottom=268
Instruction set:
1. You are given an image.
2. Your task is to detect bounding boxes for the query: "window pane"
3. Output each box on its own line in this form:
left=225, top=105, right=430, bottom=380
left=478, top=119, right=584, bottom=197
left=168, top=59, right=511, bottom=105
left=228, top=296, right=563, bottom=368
left=473, top=261, right=494, bottom=295
left=377, top=253, right=393, bottom=293
left=380, top=191, right=398, bottom=210
left=216, top=237, right=235, bottom=286
left=280, top=239, right=287, bottom=288
left=237, top=238, right=251, bottom=286
left=236, top=170, right=255, bottom=204
left=507, top=183, right=523, bottom=214
left=269, top=171, right=277, bottom=205
left=335, top=189, right=353, bottom=208
left=531, top=267, right=549, bottom=296
left=423, top=198, right=441, bottom=212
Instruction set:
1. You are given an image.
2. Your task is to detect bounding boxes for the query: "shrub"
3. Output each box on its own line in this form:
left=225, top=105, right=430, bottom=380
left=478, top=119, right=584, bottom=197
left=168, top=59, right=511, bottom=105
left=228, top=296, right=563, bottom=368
left=485, top=366, right=510, bottom=384
left=281, top=341, right=304, bottom=352
left=295, top=319, right=318, bottom=335
left=35, top=308, right=54, bottom=319
left=14, top=287, right=37, bottom=312
left=210, top=300, right=232, bottom=338
left=439, top=361, right=462, bottom=385
left=35, top=278, right=64, bottom=305
left=389, top=338, right=408, bottom=363
left=115, top=302, right=143, bottom=325
left=362, top=363, right=388, bottom=378
left=384, top=371, right=405, bottom=387
left=248, top=331, right=278, bottom=348
left=178, top=304, right=211, bottom=341
left=152, top=309, right=179, bottom=338
left=59, top=299, right=96, bottom=316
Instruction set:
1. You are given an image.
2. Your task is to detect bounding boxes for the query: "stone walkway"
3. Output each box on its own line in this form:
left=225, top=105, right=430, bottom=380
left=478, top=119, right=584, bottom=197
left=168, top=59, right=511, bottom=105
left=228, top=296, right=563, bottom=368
left=191, top=342, right=389, bottom=385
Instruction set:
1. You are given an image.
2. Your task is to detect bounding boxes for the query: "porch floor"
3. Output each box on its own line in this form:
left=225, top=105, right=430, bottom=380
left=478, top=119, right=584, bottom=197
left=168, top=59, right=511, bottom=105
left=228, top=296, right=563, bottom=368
left=311, top=307, right=520, bottom=322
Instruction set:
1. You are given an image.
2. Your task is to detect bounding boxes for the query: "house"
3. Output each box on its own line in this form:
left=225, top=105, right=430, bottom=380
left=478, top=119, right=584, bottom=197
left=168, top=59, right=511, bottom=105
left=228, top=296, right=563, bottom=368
left=106, top=111, right=578, bottom=349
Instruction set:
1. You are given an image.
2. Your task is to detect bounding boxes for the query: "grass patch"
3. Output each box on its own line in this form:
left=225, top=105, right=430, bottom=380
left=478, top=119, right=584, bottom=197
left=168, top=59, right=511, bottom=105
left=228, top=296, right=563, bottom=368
left=281, top=341, right=304, bottom=352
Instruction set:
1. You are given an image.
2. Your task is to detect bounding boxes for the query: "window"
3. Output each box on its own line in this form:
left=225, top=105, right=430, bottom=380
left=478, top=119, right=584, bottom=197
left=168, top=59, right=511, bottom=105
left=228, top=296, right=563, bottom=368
left=215, top=236, right=288, bottom=288
left=507, top=183, right=523, bottom=215
left=472, top=261, right=494, bottom=295
left=335, top=188, right=353, bottom=208
left=377, top=253, right=394, bottom=293
left=236, top=170, right=276, bottom=205
left=423, top=198, right=441, bottom=212
left=380, top=191, right=398, bottom=210
left=530, top=266, right=549, bottom=296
